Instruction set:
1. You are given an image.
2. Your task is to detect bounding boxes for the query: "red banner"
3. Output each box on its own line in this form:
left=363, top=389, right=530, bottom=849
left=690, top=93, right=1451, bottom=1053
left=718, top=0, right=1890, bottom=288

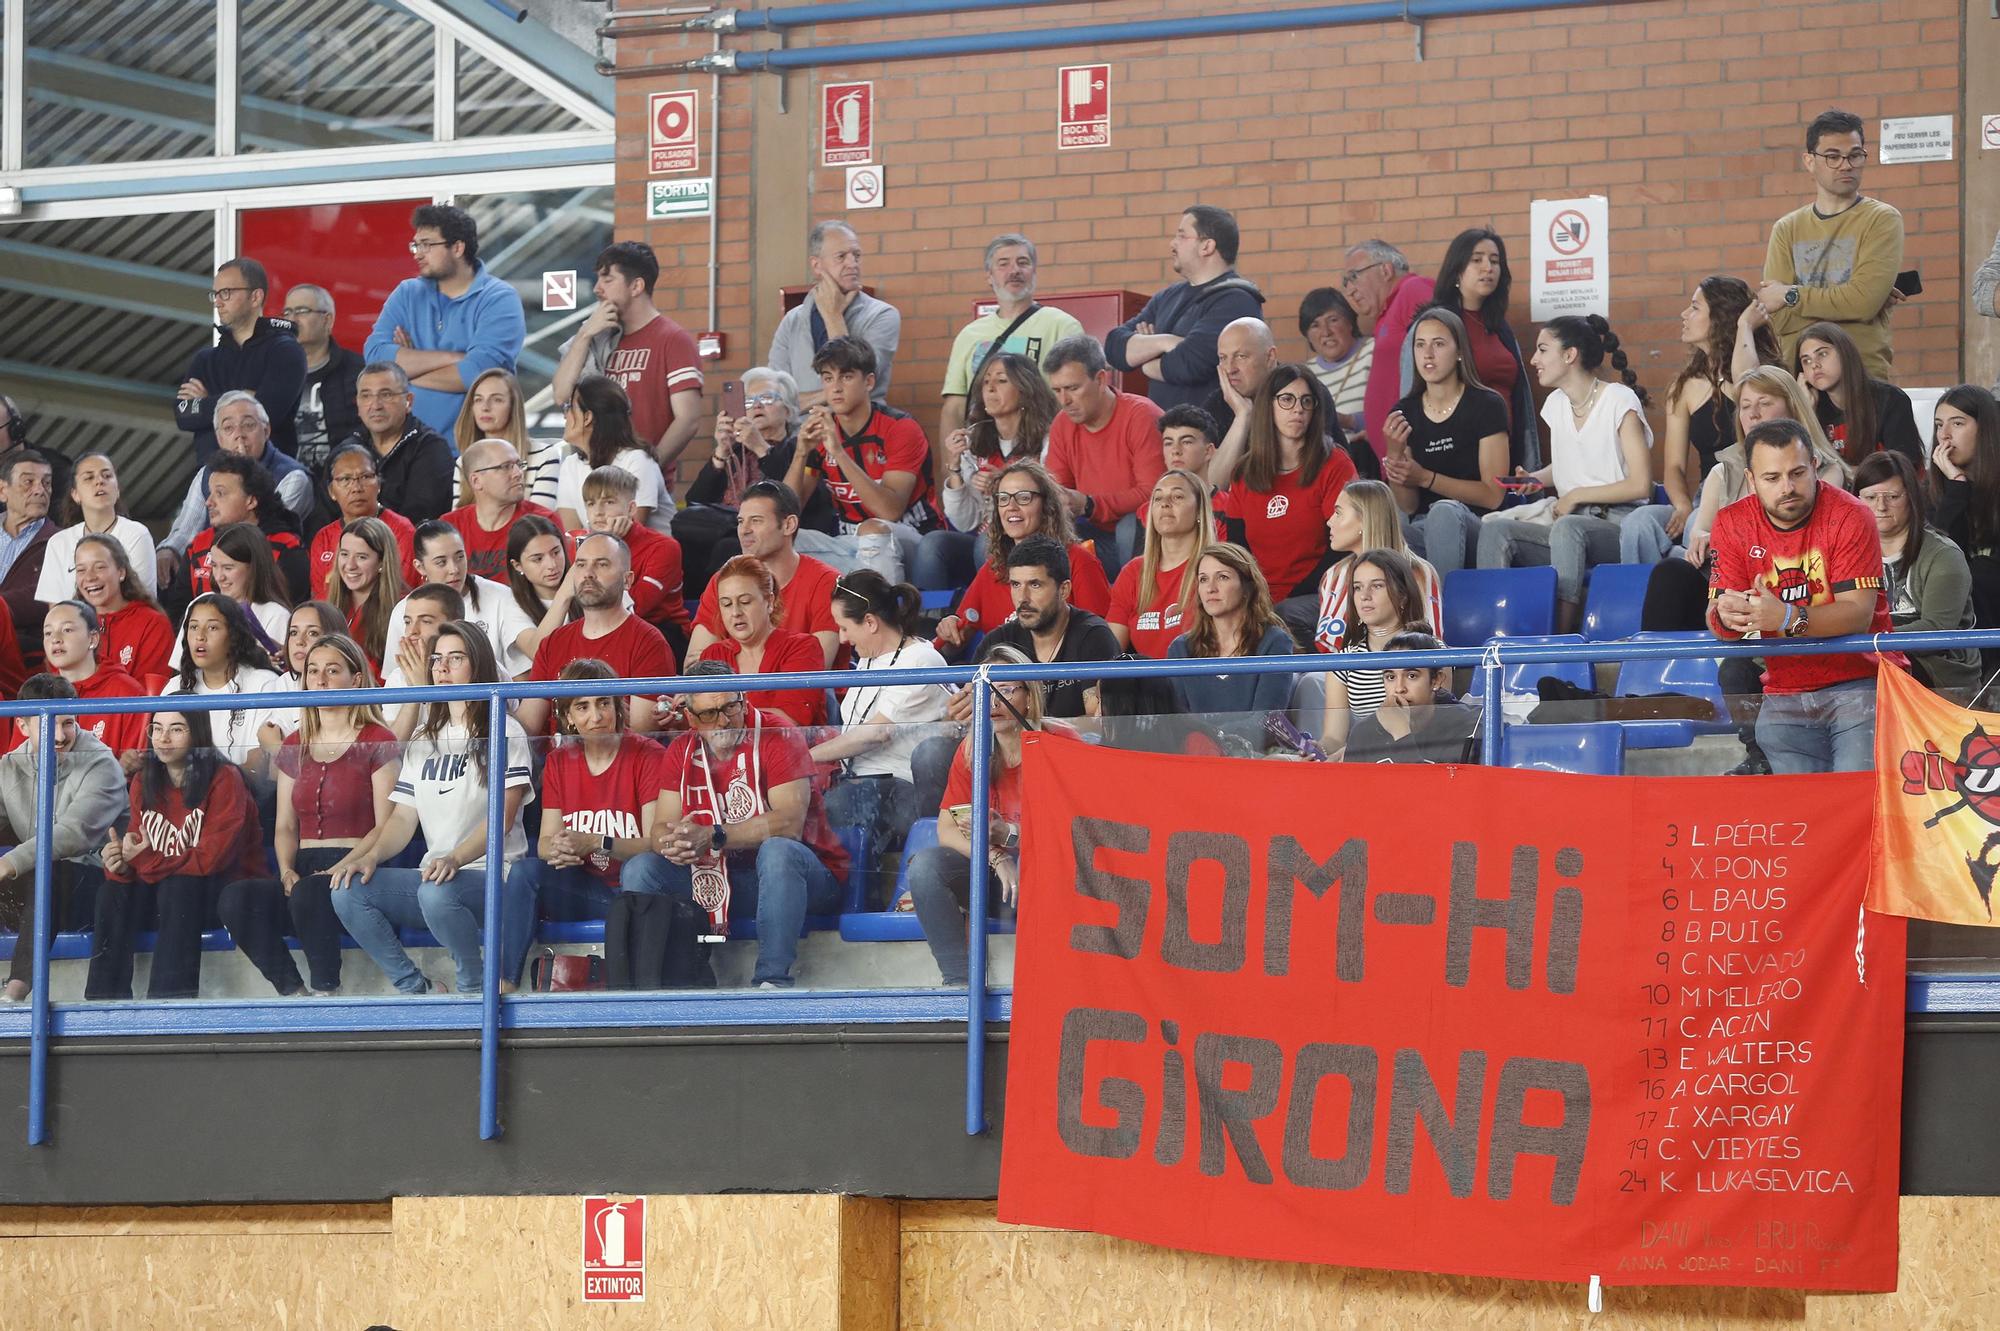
left=998, top=736, right=1905, bottom=1290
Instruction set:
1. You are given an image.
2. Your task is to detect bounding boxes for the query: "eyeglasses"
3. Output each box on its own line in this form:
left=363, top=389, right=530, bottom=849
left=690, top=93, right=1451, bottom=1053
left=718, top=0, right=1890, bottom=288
left=744, top=393, right=780, bottom=408
left=685, top=699, right=746, bottom=724
left=329, top=471, right=380, bottom=488
left=1811, top=149, right=1868, bottom=167
left=995, top=490, right=1040, bottom=508
left=1273, top=392, right=1312, bottom=410
left=207, top=287, right=249, bottom=303
left=428, top=651, right=472, bottom=669
left=280, top=305, right=331, bottom=318
left=471, top=460, right=526, bottom=476
left=408, top=239, right=451, bottom=255
left=1338, top=261, right=1382, bottom=289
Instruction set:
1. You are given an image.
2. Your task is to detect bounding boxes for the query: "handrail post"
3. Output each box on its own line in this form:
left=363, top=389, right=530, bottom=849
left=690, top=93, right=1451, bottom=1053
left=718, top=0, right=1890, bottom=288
left=479, top=689, right=506, bottom=1142
left=965, top=673, right=993, bottom=1135
left=1481, top=642, right=1505, bottom=767
left=26, top=707, right=55, bottom=1146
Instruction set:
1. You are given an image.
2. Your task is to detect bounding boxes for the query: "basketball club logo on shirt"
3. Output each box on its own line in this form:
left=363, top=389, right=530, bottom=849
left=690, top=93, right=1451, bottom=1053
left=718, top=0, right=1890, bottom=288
left=1266, top=495, right=1290, bottom=519
left=116, top=645, right=134, bottom=668
left=1767, top=550, right=1830, bottom=605
left=721, top=772, right=761, bottom=822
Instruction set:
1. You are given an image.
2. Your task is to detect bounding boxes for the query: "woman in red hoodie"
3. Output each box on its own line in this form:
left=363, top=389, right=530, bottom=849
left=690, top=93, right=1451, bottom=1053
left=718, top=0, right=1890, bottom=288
left=30, top=600, right=150, bottom=766
left=72, top=533, right=173, bottom=687
left=91, top=709, right=266, bottom=1000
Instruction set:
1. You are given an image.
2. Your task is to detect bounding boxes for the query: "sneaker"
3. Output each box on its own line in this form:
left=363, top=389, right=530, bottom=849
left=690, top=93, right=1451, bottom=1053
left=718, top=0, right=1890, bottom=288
left=1723, top=751, right=1772, bottom=777
left=756, top=980, right=782, bottom=991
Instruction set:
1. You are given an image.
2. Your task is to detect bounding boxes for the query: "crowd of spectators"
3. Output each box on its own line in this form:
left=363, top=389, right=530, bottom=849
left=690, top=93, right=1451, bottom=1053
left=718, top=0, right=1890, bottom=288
left=3, top=103, right=1999, bottom=995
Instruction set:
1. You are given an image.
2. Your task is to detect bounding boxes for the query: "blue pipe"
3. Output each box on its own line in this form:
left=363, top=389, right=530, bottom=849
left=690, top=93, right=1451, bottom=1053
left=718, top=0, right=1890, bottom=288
left=726, top=0, right=1079, bottom=31
left=696, top=0, right=1636, bottom=72
left=25, top=710, right=54, bottom=1146
left=965, top=673, right=994, bottom=1136
left=479, top=688, right=507, bottom=1142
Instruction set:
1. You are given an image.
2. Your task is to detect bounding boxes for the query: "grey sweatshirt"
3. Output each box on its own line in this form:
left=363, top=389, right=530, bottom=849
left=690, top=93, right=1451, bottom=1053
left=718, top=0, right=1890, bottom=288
left=0, top=730, right=126, bottom=877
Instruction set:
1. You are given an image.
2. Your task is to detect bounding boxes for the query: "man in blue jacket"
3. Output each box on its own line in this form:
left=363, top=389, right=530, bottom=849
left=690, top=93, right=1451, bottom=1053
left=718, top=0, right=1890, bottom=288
left=1104, top=204, right=1265, bottom=411
left=175, top=257, right=307, bottom=461
left=364, top=205, right=526, bottom=436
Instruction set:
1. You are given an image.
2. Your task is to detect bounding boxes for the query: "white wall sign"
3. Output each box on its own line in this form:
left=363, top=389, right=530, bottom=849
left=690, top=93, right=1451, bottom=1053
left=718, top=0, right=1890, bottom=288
left=1879, top=115, right=1953, bottom=164
left=1980, top=114, right=2000, bottom=152
left=542, top=271, right=576, bottom=312
left=844, top=164, right=884, bottom=210
left=646, top=177, right=714, bottom=220
left=1528, top=195, right=1609, bottom=321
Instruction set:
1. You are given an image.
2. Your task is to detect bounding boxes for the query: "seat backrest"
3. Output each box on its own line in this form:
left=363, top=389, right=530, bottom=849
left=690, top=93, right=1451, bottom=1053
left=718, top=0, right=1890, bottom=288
left=1441, top=567, right=1559, bottom=646
left=1467, top=633, right=1593, bottom=698
left=1501, top=721, right=1625, bottom=775
left=1906, top=387, right=1946, bottom=448
left=890, top=818, right=943, bottom=906
left=835, top=823, right=875, bottom=914
left=1613, top=631, right=1729, bottom=719
left=1581, top=563, right=1655, bottom=642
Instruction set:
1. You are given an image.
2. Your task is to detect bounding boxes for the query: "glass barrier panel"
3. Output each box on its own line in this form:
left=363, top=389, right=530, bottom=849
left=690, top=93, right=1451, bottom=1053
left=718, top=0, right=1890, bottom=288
left=23, top=2, right=217, bottom=168
left=239, top=0, right=432, bottom=154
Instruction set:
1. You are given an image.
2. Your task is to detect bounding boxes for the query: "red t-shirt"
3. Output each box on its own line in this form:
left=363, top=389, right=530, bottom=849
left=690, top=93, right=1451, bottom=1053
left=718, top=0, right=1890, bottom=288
left=1, top=665, right=149, bottom=757
left=1108, top=557, right=1191, bottom=660
left=528, top=613, right=677, bottom=698
left=99, top=602, right=175, bottom=688
left=660, top=709, right=849, bottom=881
left=601, top=315, right=703, bottom=457
left=953, top=542, right=1112, bottom=636
left=1226, top=451, right=1357, bottom=598
left=0, top=594, right=22, bottom=701
left=698, top=629, right=828, bottom=727
left=275, top=723, right=399, bottom=840
left=941, top=738, right=1023, bottom=825
left=1044, top=393, right=1166, bottom=522
left=624, top=523, right=689, bottom=630
left=696, top=554, right=838, bottom=649
left=1707, top=483, right=1903, bottom=694
left=444, top=501, right=554, bottom=583
left=807, top=407, right=940, bottom=533
left=308, top=507, right=418, bottom=600
left=1462, top=316, right=1518, bottom=430
left=544, top=732, right=668, bottom=886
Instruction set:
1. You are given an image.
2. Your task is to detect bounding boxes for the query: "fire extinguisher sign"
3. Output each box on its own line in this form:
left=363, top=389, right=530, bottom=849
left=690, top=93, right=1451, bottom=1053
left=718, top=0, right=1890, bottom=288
left=821, top=81, right=874, bottom=166
left=581, top=1196, right=646, bottom=1302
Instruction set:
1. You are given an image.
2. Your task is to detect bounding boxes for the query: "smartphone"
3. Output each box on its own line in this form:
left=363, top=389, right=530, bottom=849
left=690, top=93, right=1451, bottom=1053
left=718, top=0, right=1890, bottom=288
left=720, top=379, right=744, bottom=419
left=1894, top=269, right=1923, bottom=298
left=1496, top=475, right=1542, bottom=491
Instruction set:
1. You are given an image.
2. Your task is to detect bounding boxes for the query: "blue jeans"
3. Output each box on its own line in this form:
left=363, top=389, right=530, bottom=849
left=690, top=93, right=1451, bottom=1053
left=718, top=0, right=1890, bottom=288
left=1076, top=511, right=1141, bottom=579
left=1620, top=503, right=1680, bottom=564
left=904, top=844, right=1011, bottom=987
left=912, top=530, right=981, bottom=592
left=625, top=840, right=842, bottom=986
left=1409, top=500, right=1481, bottom=576
left=1477, top=510, right=1628, bottom=605
left=1755, top=677, right=1877, bottom=774
left=333, top=866, right=536, bottom=994
left=511, top=855, right=675, bottom=915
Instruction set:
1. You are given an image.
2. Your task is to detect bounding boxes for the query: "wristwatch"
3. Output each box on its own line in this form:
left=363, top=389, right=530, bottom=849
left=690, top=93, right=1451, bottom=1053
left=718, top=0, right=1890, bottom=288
left=599, top=834, right=614, bottom=854
left=1783, top=286, right=1800, bottom=308
left=1784, top=603, right=1810, bottom=637
left=711, top=825, right=730, bottom=853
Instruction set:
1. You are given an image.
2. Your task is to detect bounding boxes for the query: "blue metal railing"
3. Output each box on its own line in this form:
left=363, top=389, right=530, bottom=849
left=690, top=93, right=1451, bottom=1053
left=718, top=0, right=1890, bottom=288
left=1, top=627, right=1995, bottom=1145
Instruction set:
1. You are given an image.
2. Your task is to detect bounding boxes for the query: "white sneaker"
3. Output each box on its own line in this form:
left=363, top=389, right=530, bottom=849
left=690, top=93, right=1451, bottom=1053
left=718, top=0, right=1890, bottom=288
left=756, top=980, right=782, bottom=990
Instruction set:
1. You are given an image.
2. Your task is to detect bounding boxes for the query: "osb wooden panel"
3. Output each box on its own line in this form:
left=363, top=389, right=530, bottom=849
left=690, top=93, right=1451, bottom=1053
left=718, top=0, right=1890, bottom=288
left=0, top=1202, right=391, bottom=1237
left=0, top=1230, right=395, bottom=1329
left=393, top=1193, right=867, bottom=1331
left=840, top=1197, right=900, bottom=1331
left=903, top=1198, right=2000, bottom=1329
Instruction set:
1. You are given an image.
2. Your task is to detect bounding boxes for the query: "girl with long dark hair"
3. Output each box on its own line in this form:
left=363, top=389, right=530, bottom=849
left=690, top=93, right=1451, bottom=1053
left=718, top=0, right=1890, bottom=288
left=1320, top=547, right=1432, bottom=756
left=1792, top=321, right=1922, bottom=468
left=923, top=352, right=1063, bottom=589
left=1928, top=384, right=2000, bottom=635
left=556, top=373, right=669, bottom=535
left=1379, top=307, right=1509, bottom=576
left=1425, top=227, right=1540, bottom=470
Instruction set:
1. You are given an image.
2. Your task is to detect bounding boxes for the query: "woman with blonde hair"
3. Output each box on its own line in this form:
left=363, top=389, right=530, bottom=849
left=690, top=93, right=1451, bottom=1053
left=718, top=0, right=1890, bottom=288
left=1680, top=364, right=1850, bottom=567
left=1313, top=479, right=1442, bottom=653
left=324, top=517, right=407, bottom=679
left=452, top=367, right=561, bottom=508
left=1167, top=543, right=1296, bottom=734
left=1108, top=469, right=1215, bottom=658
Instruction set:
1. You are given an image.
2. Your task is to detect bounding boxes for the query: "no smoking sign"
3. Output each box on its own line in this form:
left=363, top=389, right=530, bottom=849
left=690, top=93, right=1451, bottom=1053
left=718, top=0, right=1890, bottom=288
left=648, top=90, right=699, bottom=174
left=845, top=164, right=884, bottom=210
left=1983, top=114, right=2000, bottom=151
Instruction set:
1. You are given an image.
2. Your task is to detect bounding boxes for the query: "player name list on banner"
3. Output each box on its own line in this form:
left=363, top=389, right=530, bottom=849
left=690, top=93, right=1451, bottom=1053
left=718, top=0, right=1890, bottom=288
left=999, top=742, right=1904, bottom=1291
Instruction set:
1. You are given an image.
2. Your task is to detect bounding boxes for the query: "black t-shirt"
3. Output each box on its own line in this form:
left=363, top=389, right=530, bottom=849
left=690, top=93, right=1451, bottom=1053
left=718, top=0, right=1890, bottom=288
left=1344, top=696, right=1480, bottom=764
left=1397, top=385, right=1509, bottom=514
left=981, top=608, right=1121, bottom=718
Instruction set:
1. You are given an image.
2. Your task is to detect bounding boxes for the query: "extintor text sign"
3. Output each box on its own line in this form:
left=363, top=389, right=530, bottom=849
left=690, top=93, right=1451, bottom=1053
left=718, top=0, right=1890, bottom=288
left=582, top=1196, right=646, bottom=1302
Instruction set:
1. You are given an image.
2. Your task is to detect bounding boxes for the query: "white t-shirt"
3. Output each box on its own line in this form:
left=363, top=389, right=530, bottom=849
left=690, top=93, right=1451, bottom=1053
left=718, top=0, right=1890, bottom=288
left=36, top=517, right=158, bottom=602
left=840, top=638, right=951, bottom=780
left=168, top=600, right=289, bottom=671
left=556, top=445, right=672, bottom=535
left=383, top=576, right=534, bottom=681
left=160, top=665, right=290, bottom=764
left=1542, top=381, right=1652, bottom=499
left=393, top=717, right=533, bottom=871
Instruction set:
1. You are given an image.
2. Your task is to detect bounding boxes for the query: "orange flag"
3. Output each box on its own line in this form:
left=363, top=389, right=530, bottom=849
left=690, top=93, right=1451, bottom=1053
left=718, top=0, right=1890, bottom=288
left=1869, top=661, right=2000, bottom=924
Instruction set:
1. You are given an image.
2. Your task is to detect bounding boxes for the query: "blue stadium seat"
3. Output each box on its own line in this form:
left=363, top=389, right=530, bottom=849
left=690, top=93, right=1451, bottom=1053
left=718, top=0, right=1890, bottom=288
left=840, top=817, right=1015, bottom=942
left=1441, top=567, right=1558, bottom=647
left=1501, top=722, right=1625, bottom=775
left=919, top=588, right=958, bottom=614
left=1466, top=633, right=1592, bottom=700
left=0, top=931, right=94, bottom=963
left=1612, top=631, right=1734, bottom=749
left=1582, top=562, right=1655, bottom=642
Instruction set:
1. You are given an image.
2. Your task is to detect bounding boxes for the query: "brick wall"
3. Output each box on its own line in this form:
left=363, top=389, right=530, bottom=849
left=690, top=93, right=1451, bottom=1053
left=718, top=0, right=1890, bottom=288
left=613, top=0, right=1964, bottom=484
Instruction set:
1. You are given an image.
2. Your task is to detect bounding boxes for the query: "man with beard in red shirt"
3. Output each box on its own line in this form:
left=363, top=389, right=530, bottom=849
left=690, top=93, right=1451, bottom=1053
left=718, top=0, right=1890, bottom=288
left=518, top=533, right=676, bottom=736
left=1709, top=417, right=1904, bottom=773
